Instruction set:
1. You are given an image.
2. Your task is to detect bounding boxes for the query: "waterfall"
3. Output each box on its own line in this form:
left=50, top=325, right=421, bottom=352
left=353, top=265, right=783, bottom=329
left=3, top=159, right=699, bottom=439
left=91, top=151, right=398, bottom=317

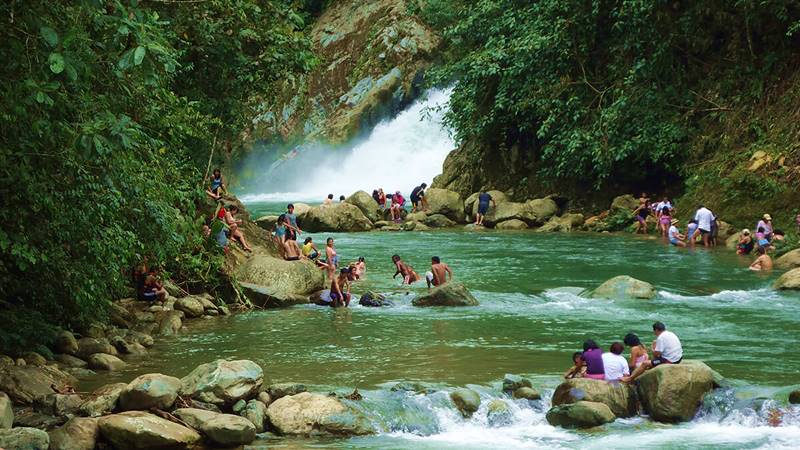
left=239, top=88, right=454, bottom=203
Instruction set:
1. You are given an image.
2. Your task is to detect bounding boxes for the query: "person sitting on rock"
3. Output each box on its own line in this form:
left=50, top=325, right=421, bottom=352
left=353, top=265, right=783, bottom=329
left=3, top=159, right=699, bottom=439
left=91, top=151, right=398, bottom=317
left=410, top=183, right=429, bottom=213
left=474, top=191, right=496, bottom=226
left=224, top=205, right=252, bottom=253
left=392, top=254, right=420, bottom=285
left=564, top=352, right=586, bottom=379
left=581, top=340, right=606, bottom=380
left=330, top=267, right=352, bottom=307
left=737, top=229, right=755, bottom=255
left=623, top=322, right=682, bottom=383
left=602, top=342, right=630, bottom=382
left=378, top=188, right=387, bottom=209
left=390, top=191, right=405, bottom=223
left=749, top=246, right=773, bottom=271
left=339, top=195, right=346, bottom=202
left=140, top=268, right=167, bottom=303
left=623, top=333, right=650, bottom=370
left=668, top=218, right=686, bottom=247
left=302, top=237, right=319, bottom=260
left=426, top=256, right=453, bottom=289
left=323, top=194, right=334, bottom=206
left=205, top=168, right=225, bottom=200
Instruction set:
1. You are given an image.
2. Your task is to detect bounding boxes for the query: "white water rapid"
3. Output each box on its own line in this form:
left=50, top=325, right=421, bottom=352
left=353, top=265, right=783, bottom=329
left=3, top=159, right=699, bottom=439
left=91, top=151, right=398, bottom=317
left=239, top=88, right=455, bottom=203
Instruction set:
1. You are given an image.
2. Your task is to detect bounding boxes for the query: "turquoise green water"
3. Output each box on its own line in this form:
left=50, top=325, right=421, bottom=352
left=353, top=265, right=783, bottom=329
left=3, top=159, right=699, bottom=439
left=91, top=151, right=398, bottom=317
left=83, top=201, right=800, bottom=448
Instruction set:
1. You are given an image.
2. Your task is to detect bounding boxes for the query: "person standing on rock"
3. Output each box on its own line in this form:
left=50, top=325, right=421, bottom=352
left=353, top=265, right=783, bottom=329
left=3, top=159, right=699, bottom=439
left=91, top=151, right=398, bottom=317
left=474, top=191, right=496, bottom=226
left=410, top=183, right=429, bottom=213
left=286, top=204, right=302, bottom=241
left=392, top=254, right=420, bottom=285
left=692, top=205, right=715, bottom=247
left=225, top=205, right=252, bottom=253
left=426, top=256, right=453, bottom=289
left=623, top=322, right=682, bottom=383
left=378, top=188, right=387, bottom=210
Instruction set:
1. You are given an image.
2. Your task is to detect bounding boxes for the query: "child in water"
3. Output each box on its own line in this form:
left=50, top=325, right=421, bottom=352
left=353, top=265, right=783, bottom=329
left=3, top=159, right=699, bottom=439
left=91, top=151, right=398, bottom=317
left=392, top=254, right=420, bottom=285
left=564, top=352, right=586, bottom=379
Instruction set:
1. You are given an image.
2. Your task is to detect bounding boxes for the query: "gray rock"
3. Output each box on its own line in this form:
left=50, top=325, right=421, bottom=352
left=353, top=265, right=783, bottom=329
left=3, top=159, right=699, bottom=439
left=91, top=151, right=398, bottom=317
left=774, top=268, right=800, bottom=290
left=0, top=364, right=76, bottom=405
left=157, top=311, right=183, bottom=336
left=54, top=331, right=79, bottom=356
left=119, top=373, right=182, bottom=411
left=267, top=383, right=307, bottom=400
left=591, top=275, right=656, bottom=299
left=412, top=282, right=479, bottom=307
left=75, top=338, right=117, bottom=360
left=502, top=374, right=532, bottom=393
left=180, top=359, right=263, bottom=405
left=0, top=427, right=50, bottom=450
left=34, top=393, right=83, bottom=416
left=450, top=388, right=481, bottom=418
left=232, top=399, right=247, bottom=414
left=0, top=392, right=12, bottom=429
left=495, top=219, right=528, bottom=230
left=513, top=387, right=541, bottom=401
left=98, top=411, right=201, bottom=450
left=266, top=392, right=373, bottom=436
left=240, top=283, right=310, bottom=308
left=54, top=354, right=88, bottom=369
left=175, top=297, right=205, bottom=318
left=345, top=190, right=381, bottom=223
left=241, top=400, right=267, bottom=433
left=423, top=214, right=457, bottom=228
left=87, top=353, right=126, bottom=372
left=257, top=392, right=272, bottom=406
left=48, top=417, right=99, bottom=450
left=546, top=401, right=616, bottom=428
left=79, top=383, right=127, bottom=417
left=173, top=408, right=256, bottom=447
left=18, top=353, right=46, bottom=368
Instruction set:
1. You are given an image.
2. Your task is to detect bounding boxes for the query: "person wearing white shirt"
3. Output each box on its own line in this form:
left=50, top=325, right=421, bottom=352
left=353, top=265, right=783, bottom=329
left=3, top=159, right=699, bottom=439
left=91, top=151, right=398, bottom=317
left=668, top=218, right=686, bottom=247
left=602, top=342, right=630, bottom=382
left=693, top=205, right=715, bottom=247
left=623, top=322, right=683, bottom=383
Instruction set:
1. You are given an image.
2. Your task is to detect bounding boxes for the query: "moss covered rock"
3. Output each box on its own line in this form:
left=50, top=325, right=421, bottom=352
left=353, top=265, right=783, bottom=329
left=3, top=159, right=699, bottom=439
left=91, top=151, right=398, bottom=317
left=546, top=401, right=616, bottom=429
left=552, top=378, right=637, bottom=418
left=637, top=360, right=720, bottom=423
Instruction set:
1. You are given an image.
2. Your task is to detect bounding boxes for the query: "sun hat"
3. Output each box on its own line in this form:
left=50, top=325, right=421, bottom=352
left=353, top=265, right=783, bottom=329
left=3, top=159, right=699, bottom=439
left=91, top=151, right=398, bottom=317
left=670, top=218, right=679, bottom=225
left=742, top=228, right=751, bottom=235
left=763, top=214, right=772, bottom=221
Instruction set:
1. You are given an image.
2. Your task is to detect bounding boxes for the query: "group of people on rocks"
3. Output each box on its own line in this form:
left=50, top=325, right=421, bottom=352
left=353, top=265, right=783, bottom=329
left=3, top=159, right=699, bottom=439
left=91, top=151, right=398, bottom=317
left=564, top=322, right=683, bottom=383
left=368, top=182, right=430, bottom=222
left=633, top=193, right=787, bottom=271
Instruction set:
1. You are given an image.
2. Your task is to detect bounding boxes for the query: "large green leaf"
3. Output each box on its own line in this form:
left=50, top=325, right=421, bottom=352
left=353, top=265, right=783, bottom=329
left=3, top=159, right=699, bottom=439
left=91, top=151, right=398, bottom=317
left=48, top=53, right=65, bottom=74
left=134, top=46, right=146, bottom=66
left=40, top=26, right=58, bottom=47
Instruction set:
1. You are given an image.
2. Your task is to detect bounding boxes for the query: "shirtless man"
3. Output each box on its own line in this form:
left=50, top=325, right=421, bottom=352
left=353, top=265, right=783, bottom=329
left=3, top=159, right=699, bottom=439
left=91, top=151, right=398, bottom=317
left=392, top=254, right=420, bottom=285
left=426, top=256, right=453, bottom=289
left=749, top=246, right=773, bottom=271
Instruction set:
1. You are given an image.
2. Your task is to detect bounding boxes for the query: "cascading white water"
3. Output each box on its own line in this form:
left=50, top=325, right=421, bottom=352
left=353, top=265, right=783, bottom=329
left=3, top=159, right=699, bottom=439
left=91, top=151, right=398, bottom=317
left=239, top=88, right=454, bottom=203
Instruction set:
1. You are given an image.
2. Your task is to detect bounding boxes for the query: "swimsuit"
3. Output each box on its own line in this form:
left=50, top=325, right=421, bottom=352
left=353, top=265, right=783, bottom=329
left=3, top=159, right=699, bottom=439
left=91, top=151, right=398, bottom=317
left=210, top=177, right=222, bottom=194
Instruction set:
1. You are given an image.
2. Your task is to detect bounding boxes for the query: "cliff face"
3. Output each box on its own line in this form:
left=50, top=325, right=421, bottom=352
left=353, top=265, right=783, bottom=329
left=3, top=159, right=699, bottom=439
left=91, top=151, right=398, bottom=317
left=248, top=0, right=440, bottom=147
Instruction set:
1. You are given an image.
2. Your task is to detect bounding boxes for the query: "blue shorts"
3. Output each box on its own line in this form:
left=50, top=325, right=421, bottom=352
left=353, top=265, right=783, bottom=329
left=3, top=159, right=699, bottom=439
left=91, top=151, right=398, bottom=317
left=669, top=238, right=680, bottom=246
left=478, top=203, right=489, bottom=215
left=142, top=291, right=157, bottom=301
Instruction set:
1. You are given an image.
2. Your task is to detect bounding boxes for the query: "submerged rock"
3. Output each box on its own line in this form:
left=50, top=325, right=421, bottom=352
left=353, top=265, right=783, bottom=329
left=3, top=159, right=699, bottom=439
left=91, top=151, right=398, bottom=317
left=450, top=388, right=481, bottom=418
left=637, top=360, right=720, bottom=423
left=546, top=401, right=616, bottom=429
left=79, top=383, right=127, bottom=417
left=119, top=373, right=182, bottom=411
left=789, top=390, right=800, bottom=404
left=180, top=359, right=264, bottom=405
left=502, top=374, right=533, bottom=394
left=411, top=282, right=479, bottom=307
left=591, top=275, right=656, bottom=299
left=0, top=427, right=50, bottom=450
left=486, top=399, right=512, bottom=427
left=773, top=268, right=800, bottom=290
left=266, top=392, right=373, bottom=436
left=513, top=387, right=541, bottom=401
left=358, top=291, right=393, bottom=307
left=240, top=282, right=310, bottom=308
left=99, top=411, right=201, bottom=450
left=174, top=408, right=256, bottom=447
left=552, top=378, right=637, bottom=418
left=48, top=417, right=99, bottom=450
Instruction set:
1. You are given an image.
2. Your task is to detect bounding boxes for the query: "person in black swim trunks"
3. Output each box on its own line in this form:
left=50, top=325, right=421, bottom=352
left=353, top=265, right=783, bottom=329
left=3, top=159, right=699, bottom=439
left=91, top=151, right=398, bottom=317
left=634, top=193, right=650, bottom=234
left=474, top=191, right=496, bottom=226
left=410, top=183, right=429, bottom=213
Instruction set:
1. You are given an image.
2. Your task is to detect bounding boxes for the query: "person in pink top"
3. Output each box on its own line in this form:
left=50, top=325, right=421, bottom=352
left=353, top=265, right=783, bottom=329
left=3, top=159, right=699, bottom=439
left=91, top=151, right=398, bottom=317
left=623, top=333, right=650, bottom=370
left=390, top=191, right=405, bottom=223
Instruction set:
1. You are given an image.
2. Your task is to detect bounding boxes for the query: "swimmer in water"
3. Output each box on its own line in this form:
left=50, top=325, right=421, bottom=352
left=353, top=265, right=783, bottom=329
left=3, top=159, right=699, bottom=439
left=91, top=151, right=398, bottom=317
left=392, top=254, right=420, bottom=285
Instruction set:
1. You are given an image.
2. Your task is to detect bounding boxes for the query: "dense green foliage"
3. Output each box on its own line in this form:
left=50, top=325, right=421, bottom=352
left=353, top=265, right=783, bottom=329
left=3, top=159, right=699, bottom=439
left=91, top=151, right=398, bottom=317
left=425, top=0, right=800, bottom=188
left=0, top=0, right=313, bottom=351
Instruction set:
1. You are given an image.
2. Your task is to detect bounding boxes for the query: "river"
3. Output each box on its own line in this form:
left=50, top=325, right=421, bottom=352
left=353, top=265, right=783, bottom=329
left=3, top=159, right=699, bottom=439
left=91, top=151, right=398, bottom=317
left=81, top=200, right=800, bottom=449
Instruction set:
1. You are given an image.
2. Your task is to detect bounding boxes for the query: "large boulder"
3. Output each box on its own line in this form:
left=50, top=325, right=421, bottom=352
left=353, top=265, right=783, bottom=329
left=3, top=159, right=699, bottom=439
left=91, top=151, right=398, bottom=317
left=773, top=268, right=800, bottom=290
left=591, top=275, right=656, bottom=299
left=513, top=387, right=541, bottom=401
left=537, top=213, right=585, bottom=233
left=237, top=255, right=325, bottom=297
left=119, top=374, right=182, bottom=411
left=174, top=297, right=205, bottom=318
left=775, top=249, right=800, bottom=270
left=87, top=353, right=126, bottom=372
left=526, top=198, right=560, bottom=223
left=98, top=411, right=201, bottom=450
left=610, top=194, right=638, bottom=212
left=345, top=190, right=381, bottom=223
left=0, top=364, right=76, bottom=404
left=450, top=389, right=481, bottom=418
left=0, top=392, right=12, bottom=429
left=551, top=378, right=637, bottom=418
left=255, top=215, right=280, bottom=231
left=174, top=408, right=256, bottom=447
left=423, top=214, right=456, bottom=228
left=33, top=393, right=83, bottom=416
left=54, top=354, right=88, bottom=369
left=466, top=190, right=508, bottom=219
left=483, top=197, right=559, bottom=227
left=48, top=417, right=99, bottom=450
left=75, top=338, right=117, bottom=359
left=240, top=282, right=310, bottom=308
left=546, top=401, right=616, bottom=429
left=0, top=427, right=50, bottom=450
left=495, top=219, right=528, bottom=230
left=300, top=203, right=373, bottom=232
left=54, top=331, right=79, bottom=356
left=486, top=399, right=512, bottom=427
left=637, top=360, right=719, bottom=423
left=180, top=359, right=264, bottom=405
left=157, top=311, right=183, bottom=336
left=79, top=383, right=127, bottom=417
left=411, top=282, right=479, bottom=307
left=425, top=188, right=465, bottom=222
left=266, top=392, right=373, bottom=436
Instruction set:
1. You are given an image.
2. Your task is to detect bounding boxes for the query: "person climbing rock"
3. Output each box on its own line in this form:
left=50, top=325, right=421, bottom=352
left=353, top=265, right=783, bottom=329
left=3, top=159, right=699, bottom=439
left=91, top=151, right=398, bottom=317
left=392, top=254, right=420, bottom=285
left=410, top=183, right=429, bottom=213
left=426, top=256, right=453, bottom=289
left=475, top=191, right=496, bottom=226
